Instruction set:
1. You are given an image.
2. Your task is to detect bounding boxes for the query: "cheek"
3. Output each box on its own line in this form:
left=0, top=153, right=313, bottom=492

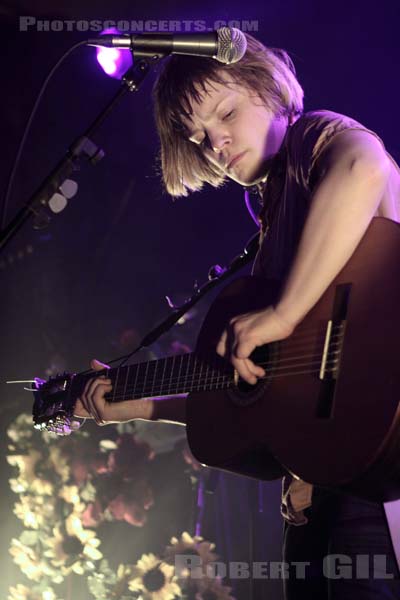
left=258, top=124, right=273, bottom=156
left=252, top=108, right=273, bottom=141
left=239, top=112, right=270, bottom=148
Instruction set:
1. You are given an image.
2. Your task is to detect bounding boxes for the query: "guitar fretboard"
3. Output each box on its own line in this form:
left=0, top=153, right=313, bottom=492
left=71, top=353, right=234, bottom=403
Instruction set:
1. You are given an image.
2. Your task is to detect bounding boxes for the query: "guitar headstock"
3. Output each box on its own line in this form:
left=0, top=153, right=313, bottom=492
left=32, top=373, right=83, bottom=435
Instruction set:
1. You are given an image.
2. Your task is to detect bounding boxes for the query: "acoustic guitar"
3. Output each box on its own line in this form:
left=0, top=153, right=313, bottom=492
left=32, top=218, right=400, bottom=503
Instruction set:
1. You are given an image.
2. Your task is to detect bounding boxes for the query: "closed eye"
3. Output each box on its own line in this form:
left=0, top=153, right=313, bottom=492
left=222, top=110, right=235, bottom=121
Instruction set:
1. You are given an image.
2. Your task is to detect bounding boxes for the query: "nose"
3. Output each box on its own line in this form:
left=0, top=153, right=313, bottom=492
left=208, top=128, right=231, bottom=155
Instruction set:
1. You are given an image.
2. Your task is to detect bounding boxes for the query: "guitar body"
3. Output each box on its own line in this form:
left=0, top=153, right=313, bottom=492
left=186, top=218, right=400, bottom=502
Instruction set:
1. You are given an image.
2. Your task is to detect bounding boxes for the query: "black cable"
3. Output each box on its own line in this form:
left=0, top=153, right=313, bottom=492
left=1, top=39, right=87, bottom=231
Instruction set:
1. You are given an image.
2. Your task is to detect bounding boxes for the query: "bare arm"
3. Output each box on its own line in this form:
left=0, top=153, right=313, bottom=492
left=277, top=129, right=391, bottom=325
left=217, top=129, right=391, bottom=383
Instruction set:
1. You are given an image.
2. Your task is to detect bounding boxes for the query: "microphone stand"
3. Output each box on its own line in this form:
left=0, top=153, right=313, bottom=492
left=0, top=55, right=161, bottom=253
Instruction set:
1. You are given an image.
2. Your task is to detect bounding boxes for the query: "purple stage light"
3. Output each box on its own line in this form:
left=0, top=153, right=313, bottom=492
left=96, top=28, right=133, bottom=79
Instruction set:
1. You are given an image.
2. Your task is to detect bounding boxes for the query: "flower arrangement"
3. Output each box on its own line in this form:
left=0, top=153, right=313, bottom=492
left=7, top=414, right=235, bottom=600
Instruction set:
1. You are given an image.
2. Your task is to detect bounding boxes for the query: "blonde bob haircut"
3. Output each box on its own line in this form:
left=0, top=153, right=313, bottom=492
left=152, top=33, right=304, bottom=197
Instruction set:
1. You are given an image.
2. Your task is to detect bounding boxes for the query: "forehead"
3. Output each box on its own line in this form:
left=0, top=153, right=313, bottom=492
left=181, top=77, right=247, bottom=130
left=191, top=77, right=237, bottom=105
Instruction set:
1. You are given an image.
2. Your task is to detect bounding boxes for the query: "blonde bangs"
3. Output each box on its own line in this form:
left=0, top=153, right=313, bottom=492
left=153, top=34, right=304, bottom=197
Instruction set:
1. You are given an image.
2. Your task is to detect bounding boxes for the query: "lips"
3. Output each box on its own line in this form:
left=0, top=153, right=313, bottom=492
left=227, top=152, right=246, bottom=170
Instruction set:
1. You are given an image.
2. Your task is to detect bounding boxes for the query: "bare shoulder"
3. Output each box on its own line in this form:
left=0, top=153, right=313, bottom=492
left=317, top=128, right=390, bottom=172
left=317, top=129, right=400, bottom=221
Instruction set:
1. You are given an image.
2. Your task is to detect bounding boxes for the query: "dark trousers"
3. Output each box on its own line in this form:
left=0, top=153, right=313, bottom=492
left=283, top=488, right=400, bottom=599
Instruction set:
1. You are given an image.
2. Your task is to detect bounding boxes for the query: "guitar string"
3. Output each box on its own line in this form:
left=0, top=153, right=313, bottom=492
left=45, top=356, right=341, bottom=428
left=68, top=344, right=338, bottom=401
left=106, top=332, right=344, bottom=399
left=67, top=322, right=344, bottom=386
left=45, top=362, right=338, bottom=433
left=45, top=362, right=340, bottom=432
left=63, top=326, right=344, bottom=407
left=42, top=326, right=345, bottom=426
left=107, top=354, right=341, bottom=401
left=108, top=346, right=342, bottom=399
left=104, top=328, right=343, bottom=388
left=267, top=323, right=345, bottom=348
left=108, top=363, right=340, bottom=401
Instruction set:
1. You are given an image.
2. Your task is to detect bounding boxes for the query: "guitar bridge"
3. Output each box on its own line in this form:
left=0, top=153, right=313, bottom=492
left=316, top=283, right=351, bottom=418
left=319, top=319, right=346, bottom=381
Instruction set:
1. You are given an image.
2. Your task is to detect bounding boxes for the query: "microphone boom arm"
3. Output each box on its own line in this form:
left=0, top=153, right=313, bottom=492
left=0, top=55, right=161, bottom=253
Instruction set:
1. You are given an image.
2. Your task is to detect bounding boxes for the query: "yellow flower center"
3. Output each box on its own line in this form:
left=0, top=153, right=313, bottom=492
left=143, top=567, right=166, bottom=592
left=62, top=535, right=84, bottom=556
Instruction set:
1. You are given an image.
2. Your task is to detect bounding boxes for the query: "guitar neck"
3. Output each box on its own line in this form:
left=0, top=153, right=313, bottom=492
left=71, top=352, right=234, bottom=403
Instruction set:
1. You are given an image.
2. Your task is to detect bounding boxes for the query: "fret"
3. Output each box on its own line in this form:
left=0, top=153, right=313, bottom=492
left=169, top=355, right=176, bottom=395
left=132, top=362, right=140, bottom=399
left=208, top=357, right=215, bottom=391
left=213, top=358, right=222, bottom=391
left=87, top=353, right=232, bottom=403
left=192, top=355, right=198, bottom=393
left=215, top=356, right=221, bottom=390
left=177, top=355, right=183, bottom=394
left=144, top=360, right=157, bottom=398
left=150, top=360, right=158, bottom=398
left=163, top=356, right=171, bottom=395
left=204, top=359, right=210, bottom=391
left=141, top=361, right=150, bottom=398
left=220, top=359, right=228, bottom=390
left=173, top=356, right=179, bottom=394
left=112, top=367, right=120, bottom=403
left=184, top=354, right=191, bottom=394
left=210, top=356, right=216, bottom=390
left=103, top=353, right=219, bottom=400
left=173, top=355, right=184, bottom=395
left=159, top=357, right=167, bottom=397
left=122, top=365, right=130, bottom=401
left=220, top=359, right=227, bottom=390
left=197, top=357, right=203, bottom=393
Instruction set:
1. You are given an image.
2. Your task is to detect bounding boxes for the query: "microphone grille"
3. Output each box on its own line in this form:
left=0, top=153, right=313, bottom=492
left=215, top=27, right=247, bottom=64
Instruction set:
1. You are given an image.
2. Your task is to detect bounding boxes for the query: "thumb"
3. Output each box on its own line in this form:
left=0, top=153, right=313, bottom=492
left=90, top=358, right=110, bottom=372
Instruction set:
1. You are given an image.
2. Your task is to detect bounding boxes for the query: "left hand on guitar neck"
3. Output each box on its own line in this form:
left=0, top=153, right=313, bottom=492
left=216, top=305, right=295, bottom=385
left=74, top=359, right=154, bottom=425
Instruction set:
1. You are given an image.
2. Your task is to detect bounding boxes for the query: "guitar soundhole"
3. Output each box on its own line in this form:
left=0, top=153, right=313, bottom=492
left=228, top=343, right=278, bottom=407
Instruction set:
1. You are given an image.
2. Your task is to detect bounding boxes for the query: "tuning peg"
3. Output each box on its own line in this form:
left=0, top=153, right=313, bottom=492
left=208, top=264, right=226, bottom=280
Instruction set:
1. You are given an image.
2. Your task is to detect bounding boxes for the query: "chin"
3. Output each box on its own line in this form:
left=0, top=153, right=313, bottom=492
left=227, top=156, right=265, bottom=186
left=230, top=173, right=251, bottom=186
left=239, top=160, right=267, bottom=186
left=230, top=166, right=256, bottom=186
left=237, top=171, right=263, bottom=186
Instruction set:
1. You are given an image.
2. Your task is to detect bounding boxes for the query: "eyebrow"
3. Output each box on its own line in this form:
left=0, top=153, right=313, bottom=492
left=201, top=97, right=226, bottom=119
left=186, top=95, right=232, bottom=137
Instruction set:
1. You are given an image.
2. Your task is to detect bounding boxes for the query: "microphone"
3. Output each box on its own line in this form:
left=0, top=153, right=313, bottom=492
left=87, top=27, right=247, bottom=64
